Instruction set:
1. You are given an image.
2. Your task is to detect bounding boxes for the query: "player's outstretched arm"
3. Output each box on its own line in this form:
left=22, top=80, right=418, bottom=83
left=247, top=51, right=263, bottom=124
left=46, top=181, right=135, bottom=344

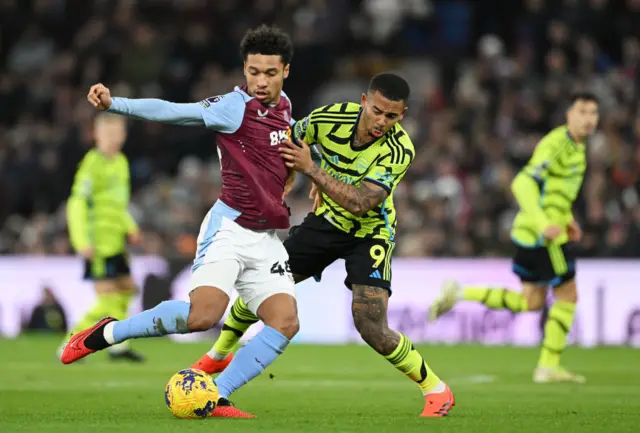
left=86, top=84, right=244, bottom=132
left=280, top=139, right=388, bottom=216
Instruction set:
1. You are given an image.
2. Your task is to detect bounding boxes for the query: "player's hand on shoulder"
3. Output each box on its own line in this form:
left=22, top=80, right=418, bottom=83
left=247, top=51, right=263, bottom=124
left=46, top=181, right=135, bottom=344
left=542, top=224, right=563, bottom=241
left=279, top=138, right=315, bottom=175
left=87, top=83, right=112, bottom=111
left=567, top=220, right=582, bottom=242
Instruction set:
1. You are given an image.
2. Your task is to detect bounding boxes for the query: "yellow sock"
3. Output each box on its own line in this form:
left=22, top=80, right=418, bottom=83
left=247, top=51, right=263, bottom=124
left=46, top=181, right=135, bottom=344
left=463, top=286, right=528, bottom=312
left=106, top=291, right=136, bottom=352
left=538, top=301, right=576, bottom=368
left=112, top=291, right=134, bottom=320
left=208, top=298, right=258, bottom=359
left=64, top=293, right=123, bottom=340
left=385, top=334, right=441, bottom=394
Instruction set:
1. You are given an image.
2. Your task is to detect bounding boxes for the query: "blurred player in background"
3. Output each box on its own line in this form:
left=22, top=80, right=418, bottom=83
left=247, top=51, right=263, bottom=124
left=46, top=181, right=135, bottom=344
left=61, top=112, right=144, bottom=363
left=429, top=92, right=599, bottom=384
left=194, top=73, right=455, bottom=418
left=60, top=25, right=300, bottom=418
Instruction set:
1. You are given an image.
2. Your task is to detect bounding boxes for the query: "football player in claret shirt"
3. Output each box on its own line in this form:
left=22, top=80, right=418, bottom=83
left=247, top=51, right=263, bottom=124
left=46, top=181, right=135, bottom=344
left=60, top=25, right=301, bottom=418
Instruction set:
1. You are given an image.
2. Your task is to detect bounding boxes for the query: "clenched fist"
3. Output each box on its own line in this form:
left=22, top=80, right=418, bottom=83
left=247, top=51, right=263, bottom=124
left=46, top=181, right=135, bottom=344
left=87, top=83, right=113, bottom=111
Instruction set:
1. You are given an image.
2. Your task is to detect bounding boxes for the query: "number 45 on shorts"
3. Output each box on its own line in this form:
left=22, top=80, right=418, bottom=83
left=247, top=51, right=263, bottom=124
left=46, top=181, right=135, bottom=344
left=270, top=260, right=291, bottom=276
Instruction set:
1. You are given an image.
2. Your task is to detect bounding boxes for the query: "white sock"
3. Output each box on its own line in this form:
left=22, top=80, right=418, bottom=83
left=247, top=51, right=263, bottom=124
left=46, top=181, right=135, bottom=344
left=103, top=322, right=116, bottom=345
left=424, top=380, right=446, bottom=396
left=206, top=348, right=227, bottom=361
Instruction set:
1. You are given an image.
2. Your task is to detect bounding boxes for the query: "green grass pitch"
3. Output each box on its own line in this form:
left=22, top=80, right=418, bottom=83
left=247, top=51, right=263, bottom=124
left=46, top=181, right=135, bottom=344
left=1, top=336, right=639, bottom=433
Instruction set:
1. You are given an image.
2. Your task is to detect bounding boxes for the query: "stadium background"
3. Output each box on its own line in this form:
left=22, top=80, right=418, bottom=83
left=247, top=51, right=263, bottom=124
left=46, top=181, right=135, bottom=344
left=1, top=2, right=639, bottom=432
left=1, top=0, right=640, bottom=342
left=2, top=0, right=640, bottom=259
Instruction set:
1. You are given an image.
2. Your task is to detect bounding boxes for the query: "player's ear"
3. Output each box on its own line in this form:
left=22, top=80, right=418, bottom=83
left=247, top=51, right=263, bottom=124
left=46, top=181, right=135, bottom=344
left=360, top=93, right=367, bottom=108
left=283, top=63, right=290, bottom=79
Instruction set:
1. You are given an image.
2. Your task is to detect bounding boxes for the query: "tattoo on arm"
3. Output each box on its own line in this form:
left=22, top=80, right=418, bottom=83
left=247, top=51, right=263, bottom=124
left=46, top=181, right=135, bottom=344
left=307, top=166, right=388, bottom=216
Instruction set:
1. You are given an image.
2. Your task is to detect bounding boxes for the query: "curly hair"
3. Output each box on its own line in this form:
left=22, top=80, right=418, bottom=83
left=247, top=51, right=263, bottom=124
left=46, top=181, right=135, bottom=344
left=240, top=24, right=294, bottom=65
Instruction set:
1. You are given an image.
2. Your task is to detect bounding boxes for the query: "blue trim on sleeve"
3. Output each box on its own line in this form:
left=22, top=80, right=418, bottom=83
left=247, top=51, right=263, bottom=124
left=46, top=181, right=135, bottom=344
left=363, top=177, right=392, bottom=193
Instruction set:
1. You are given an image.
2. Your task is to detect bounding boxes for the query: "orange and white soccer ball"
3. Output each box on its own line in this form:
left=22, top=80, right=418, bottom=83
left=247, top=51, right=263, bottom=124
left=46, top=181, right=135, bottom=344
left=164, top=368, right=219, bottom=419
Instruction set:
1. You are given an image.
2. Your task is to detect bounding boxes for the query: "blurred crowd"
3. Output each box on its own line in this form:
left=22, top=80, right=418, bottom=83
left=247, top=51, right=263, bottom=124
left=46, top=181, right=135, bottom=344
left=1, top=0, right=640, bottom=258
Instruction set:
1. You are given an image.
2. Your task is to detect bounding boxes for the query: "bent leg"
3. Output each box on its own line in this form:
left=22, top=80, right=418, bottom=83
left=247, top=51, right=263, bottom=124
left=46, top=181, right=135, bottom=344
left=103, top=260, right=238, bottom=346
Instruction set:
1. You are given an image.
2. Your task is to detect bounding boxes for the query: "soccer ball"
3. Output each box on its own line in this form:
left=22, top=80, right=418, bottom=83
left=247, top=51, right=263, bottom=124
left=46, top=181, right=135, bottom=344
left=164, top=368, right=219, bottom=419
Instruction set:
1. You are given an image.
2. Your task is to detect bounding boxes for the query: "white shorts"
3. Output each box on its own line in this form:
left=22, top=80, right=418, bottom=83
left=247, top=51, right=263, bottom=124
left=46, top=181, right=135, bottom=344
left=190, top=200, right=295, bottom=314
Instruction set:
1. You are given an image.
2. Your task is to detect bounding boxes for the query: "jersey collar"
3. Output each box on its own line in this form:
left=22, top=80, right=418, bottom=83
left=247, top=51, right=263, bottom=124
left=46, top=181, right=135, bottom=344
left=565, top=126, right=586, bottom=148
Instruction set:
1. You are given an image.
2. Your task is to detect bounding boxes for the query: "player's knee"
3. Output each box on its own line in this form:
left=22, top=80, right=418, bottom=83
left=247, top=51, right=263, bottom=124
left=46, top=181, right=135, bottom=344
left=554, top=279, right=578, bottom=303
left=186, top=309, right=217, bottom=332
left=257, top=293, right=300, bottom=340
left=523, top=292, right=545, bottom=311
left=187, top=286, right=229, bottom=332
left=521, top=283, right=545, bottom=311
left=267, top=314, right=300, bottom=340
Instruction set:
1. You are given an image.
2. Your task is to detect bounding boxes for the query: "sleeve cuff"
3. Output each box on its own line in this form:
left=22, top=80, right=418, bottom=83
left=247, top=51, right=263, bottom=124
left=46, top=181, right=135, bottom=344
left=363, top=177, right=392, bottom=193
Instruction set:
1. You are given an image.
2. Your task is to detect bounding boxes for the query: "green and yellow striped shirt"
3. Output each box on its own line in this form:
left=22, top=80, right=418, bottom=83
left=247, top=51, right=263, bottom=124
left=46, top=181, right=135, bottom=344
left=66, top=149, right=138, bottom=257
left=511, top=125, right=586, bottom=246
left=293, top=102, right=415, bottom=241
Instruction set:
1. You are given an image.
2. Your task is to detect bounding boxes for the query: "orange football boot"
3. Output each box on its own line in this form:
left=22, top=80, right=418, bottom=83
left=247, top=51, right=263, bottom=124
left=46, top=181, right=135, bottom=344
left=420, top=382, right=455, bottom=417
left=191, top=353, right=234, bottom=374
left=210, top=398, right=255, bottom=418
left=60, top=317, right=117, bottom=365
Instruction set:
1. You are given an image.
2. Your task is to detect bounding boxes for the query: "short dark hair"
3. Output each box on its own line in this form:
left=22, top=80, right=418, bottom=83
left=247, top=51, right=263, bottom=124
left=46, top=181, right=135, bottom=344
left=239, top=24, right=294, bottom=65
left=368, top=73, right=410, bottom=103
left=569, top=91, right=598, bottom=105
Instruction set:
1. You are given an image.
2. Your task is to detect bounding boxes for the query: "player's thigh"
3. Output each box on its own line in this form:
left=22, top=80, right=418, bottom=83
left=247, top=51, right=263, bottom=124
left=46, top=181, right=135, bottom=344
left=115, top=275, right=138, bottom=295
left=283, top=213, right=340, bottom=281
left=189, top=209, right=248, bottom=328
left=189, top=260, right=239, bottom=330
left=521, top=282, right=546, bottom=310
left=94, top=279, right=121, bottom=295
left=343, top=238, right=394, bottom=294
left=236, top=233, right=296, bottom=318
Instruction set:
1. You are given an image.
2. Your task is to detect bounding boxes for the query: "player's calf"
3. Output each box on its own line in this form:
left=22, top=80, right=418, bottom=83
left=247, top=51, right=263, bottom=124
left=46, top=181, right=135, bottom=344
left=351, top=285, right=454, bottom=415
left=537, top=278, right=580, bottom=376
left=351, top=285, right=398, bottom=355
left=213, top=292, right=298, bottom=400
